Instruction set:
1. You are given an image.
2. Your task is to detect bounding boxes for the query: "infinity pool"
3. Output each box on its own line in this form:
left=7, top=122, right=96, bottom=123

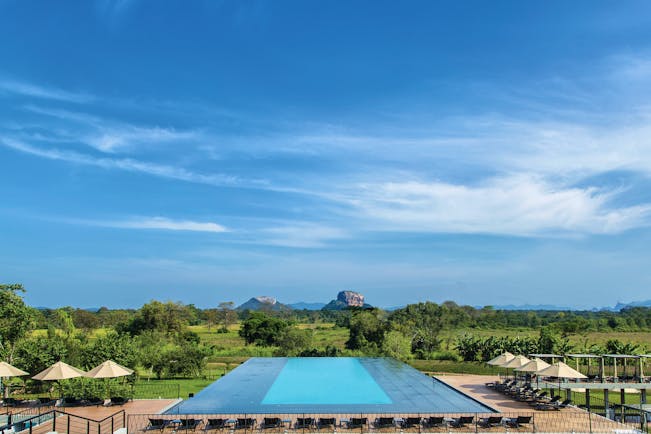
left=167, top=357, right=494, bottom=414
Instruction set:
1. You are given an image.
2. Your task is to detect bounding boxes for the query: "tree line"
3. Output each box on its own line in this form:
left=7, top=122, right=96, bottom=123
left=2, top=283, right=650, bottom=378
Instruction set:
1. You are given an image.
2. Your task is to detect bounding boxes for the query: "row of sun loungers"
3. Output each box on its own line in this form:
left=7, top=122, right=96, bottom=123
left=145, top=415, right=532, bottom=432
left=1, top=396, right=129, bottom=408
left=487, top=379, right=572, bottom=411
left=1, top=397, right=56, bottom=407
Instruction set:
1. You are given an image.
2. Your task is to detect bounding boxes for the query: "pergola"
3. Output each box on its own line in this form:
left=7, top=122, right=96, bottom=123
left=566, top=354, right=604, bottom=379
left=528, top=353, right=564, bottom=363
left=602, top=354, right=646, bottom=381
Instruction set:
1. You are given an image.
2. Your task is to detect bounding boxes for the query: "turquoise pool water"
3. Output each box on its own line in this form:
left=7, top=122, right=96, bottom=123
left=167, top=357, right=495, bottom=414
left=262, top=357, right=391, bottom=404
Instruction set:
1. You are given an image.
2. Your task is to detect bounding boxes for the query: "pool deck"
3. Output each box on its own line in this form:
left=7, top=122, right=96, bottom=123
left=10, top=378, right=636, bottom=433
left=436, top=374, right=632, bottom=432
left=61, top=399, right=179, bottom=418
left=436, top=375, right=538, bottom=412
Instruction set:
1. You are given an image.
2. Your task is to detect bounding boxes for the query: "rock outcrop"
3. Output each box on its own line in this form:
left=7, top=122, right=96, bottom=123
left=337, top=290, right=365, bottom=307
left=322, top=290, right=371, bottom=310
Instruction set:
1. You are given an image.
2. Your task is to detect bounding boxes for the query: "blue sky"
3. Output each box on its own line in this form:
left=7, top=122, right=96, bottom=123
left=2, top=1, right=651, bottom=309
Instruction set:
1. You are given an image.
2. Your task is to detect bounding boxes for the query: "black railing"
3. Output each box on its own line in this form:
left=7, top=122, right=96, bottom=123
left=1, top=408, right=124, bottom=434
left=133, top=383, right=181, bottom=399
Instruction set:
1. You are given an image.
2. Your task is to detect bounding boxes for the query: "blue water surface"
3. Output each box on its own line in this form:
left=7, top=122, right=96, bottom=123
left=167, top=357, right=495, bottom=414
left=262, top=358, right=391, bottom=404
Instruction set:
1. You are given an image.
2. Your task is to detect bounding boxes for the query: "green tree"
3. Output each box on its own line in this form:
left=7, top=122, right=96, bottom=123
left=14, top=336, right=68, bottom=375
left=345, top=309, right=387, bottom=352
left=152, top=344, right=210, bottom=378
left=54, top=308, right=77, bottom=340
left=389, top=302, right=446, bottom=357
left=121, top=301, right=188, bottom=335
left=382, top=331, right=412, bottom=361
left=239, top=312, right=289, bottom=346
left=0, top=284, right=34, bottom=362
left=72, top=309, right=100, bottom=331
left=275, top=328, right=313, bottom=356
left=82, top=331, right=139, bottom=369
left=215, top=302, right=238, bottom=332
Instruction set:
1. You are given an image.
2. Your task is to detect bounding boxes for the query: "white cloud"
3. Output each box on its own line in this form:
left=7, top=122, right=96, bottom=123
left=0, top=79, right=93, bottom=103
left=68, top=216, right=228, bottom=233
left=261, top=223, right=349, bottom=248
left=347, top=175, right=651, bottom=236
left=86, top=125, right=199, bottom=153
left=23, top=105, right=199, bottom=153
left=0, top=138, right=239, bottom=187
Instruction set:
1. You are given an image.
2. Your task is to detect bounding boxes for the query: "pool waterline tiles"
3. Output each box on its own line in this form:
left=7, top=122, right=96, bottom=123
left=167, top=357, right=495, bottom=414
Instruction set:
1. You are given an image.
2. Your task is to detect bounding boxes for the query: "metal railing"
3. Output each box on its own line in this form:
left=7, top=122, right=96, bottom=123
left=1, top=408, right=125, bottom=434
left=133, top=383, right=181, bottom=399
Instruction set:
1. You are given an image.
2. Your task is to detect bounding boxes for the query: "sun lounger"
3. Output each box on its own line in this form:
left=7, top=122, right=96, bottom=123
left=260, top=418, right=283, bottom=430
left=295, top=418, right=315, bottom=430
left=449, top=416, right=474, bottom=428
left=235, top=419, right=256, bottom=430
left=478, top=416, right=503, bottom=428
left=317, top=418, right=336, bottom=430
left=144, top=419, right=170, bottom=432
left=84, top=397, right=104, bottom=406
left=505, top=415, right=532, bottom=428
left=109, top=397, right=129, bottom=406
left=537, top=398, right=572, bottom=411
left=204, top=419, right=227, bottom=432
left=37, top=397, right=55, bottom=406
left=423, top=416, right=445, bottom=428
left=177, top=419, right=203, bottom=431
left=62, top=397, right=82, bottom=407
left=374, top=417, right=395, bottom=429
left=400, top=417, right=422, bottom=429
left=346, top=418, right=367, bottom=429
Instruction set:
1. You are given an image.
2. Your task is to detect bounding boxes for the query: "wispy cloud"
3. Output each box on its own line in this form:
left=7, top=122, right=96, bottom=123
left=0, top=79, right=93, bottom=104
left=0, top=138, right=240, bottom=187
left=64, top=216, right=228, bottom=233
left=23, top=105, right=200, bottom=153
left=260, top=223, right=349, bottom=248
left=344, top=175, right=651, bottom=236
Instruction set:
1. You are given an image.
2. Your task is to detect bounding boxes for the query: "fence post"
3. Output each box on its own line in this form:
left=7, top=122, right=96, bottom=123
left=53, top=411, right=56, bottom=432
left=67, top=414, right=71, bottom=434
left=177, top=384, right=181, bottom=399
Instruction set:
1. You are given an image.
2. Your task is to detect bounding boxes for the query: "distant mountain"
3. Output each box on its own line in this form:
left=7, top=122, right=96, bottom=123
left=289, top=302, right=326, bottom=310
left=483, top=304, right=574, bottom=311
left=236, top=296, right=291, bottom=312
left=322, top=290, right=372, bottom=310
left=610, top=299, right=651, bottom=311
